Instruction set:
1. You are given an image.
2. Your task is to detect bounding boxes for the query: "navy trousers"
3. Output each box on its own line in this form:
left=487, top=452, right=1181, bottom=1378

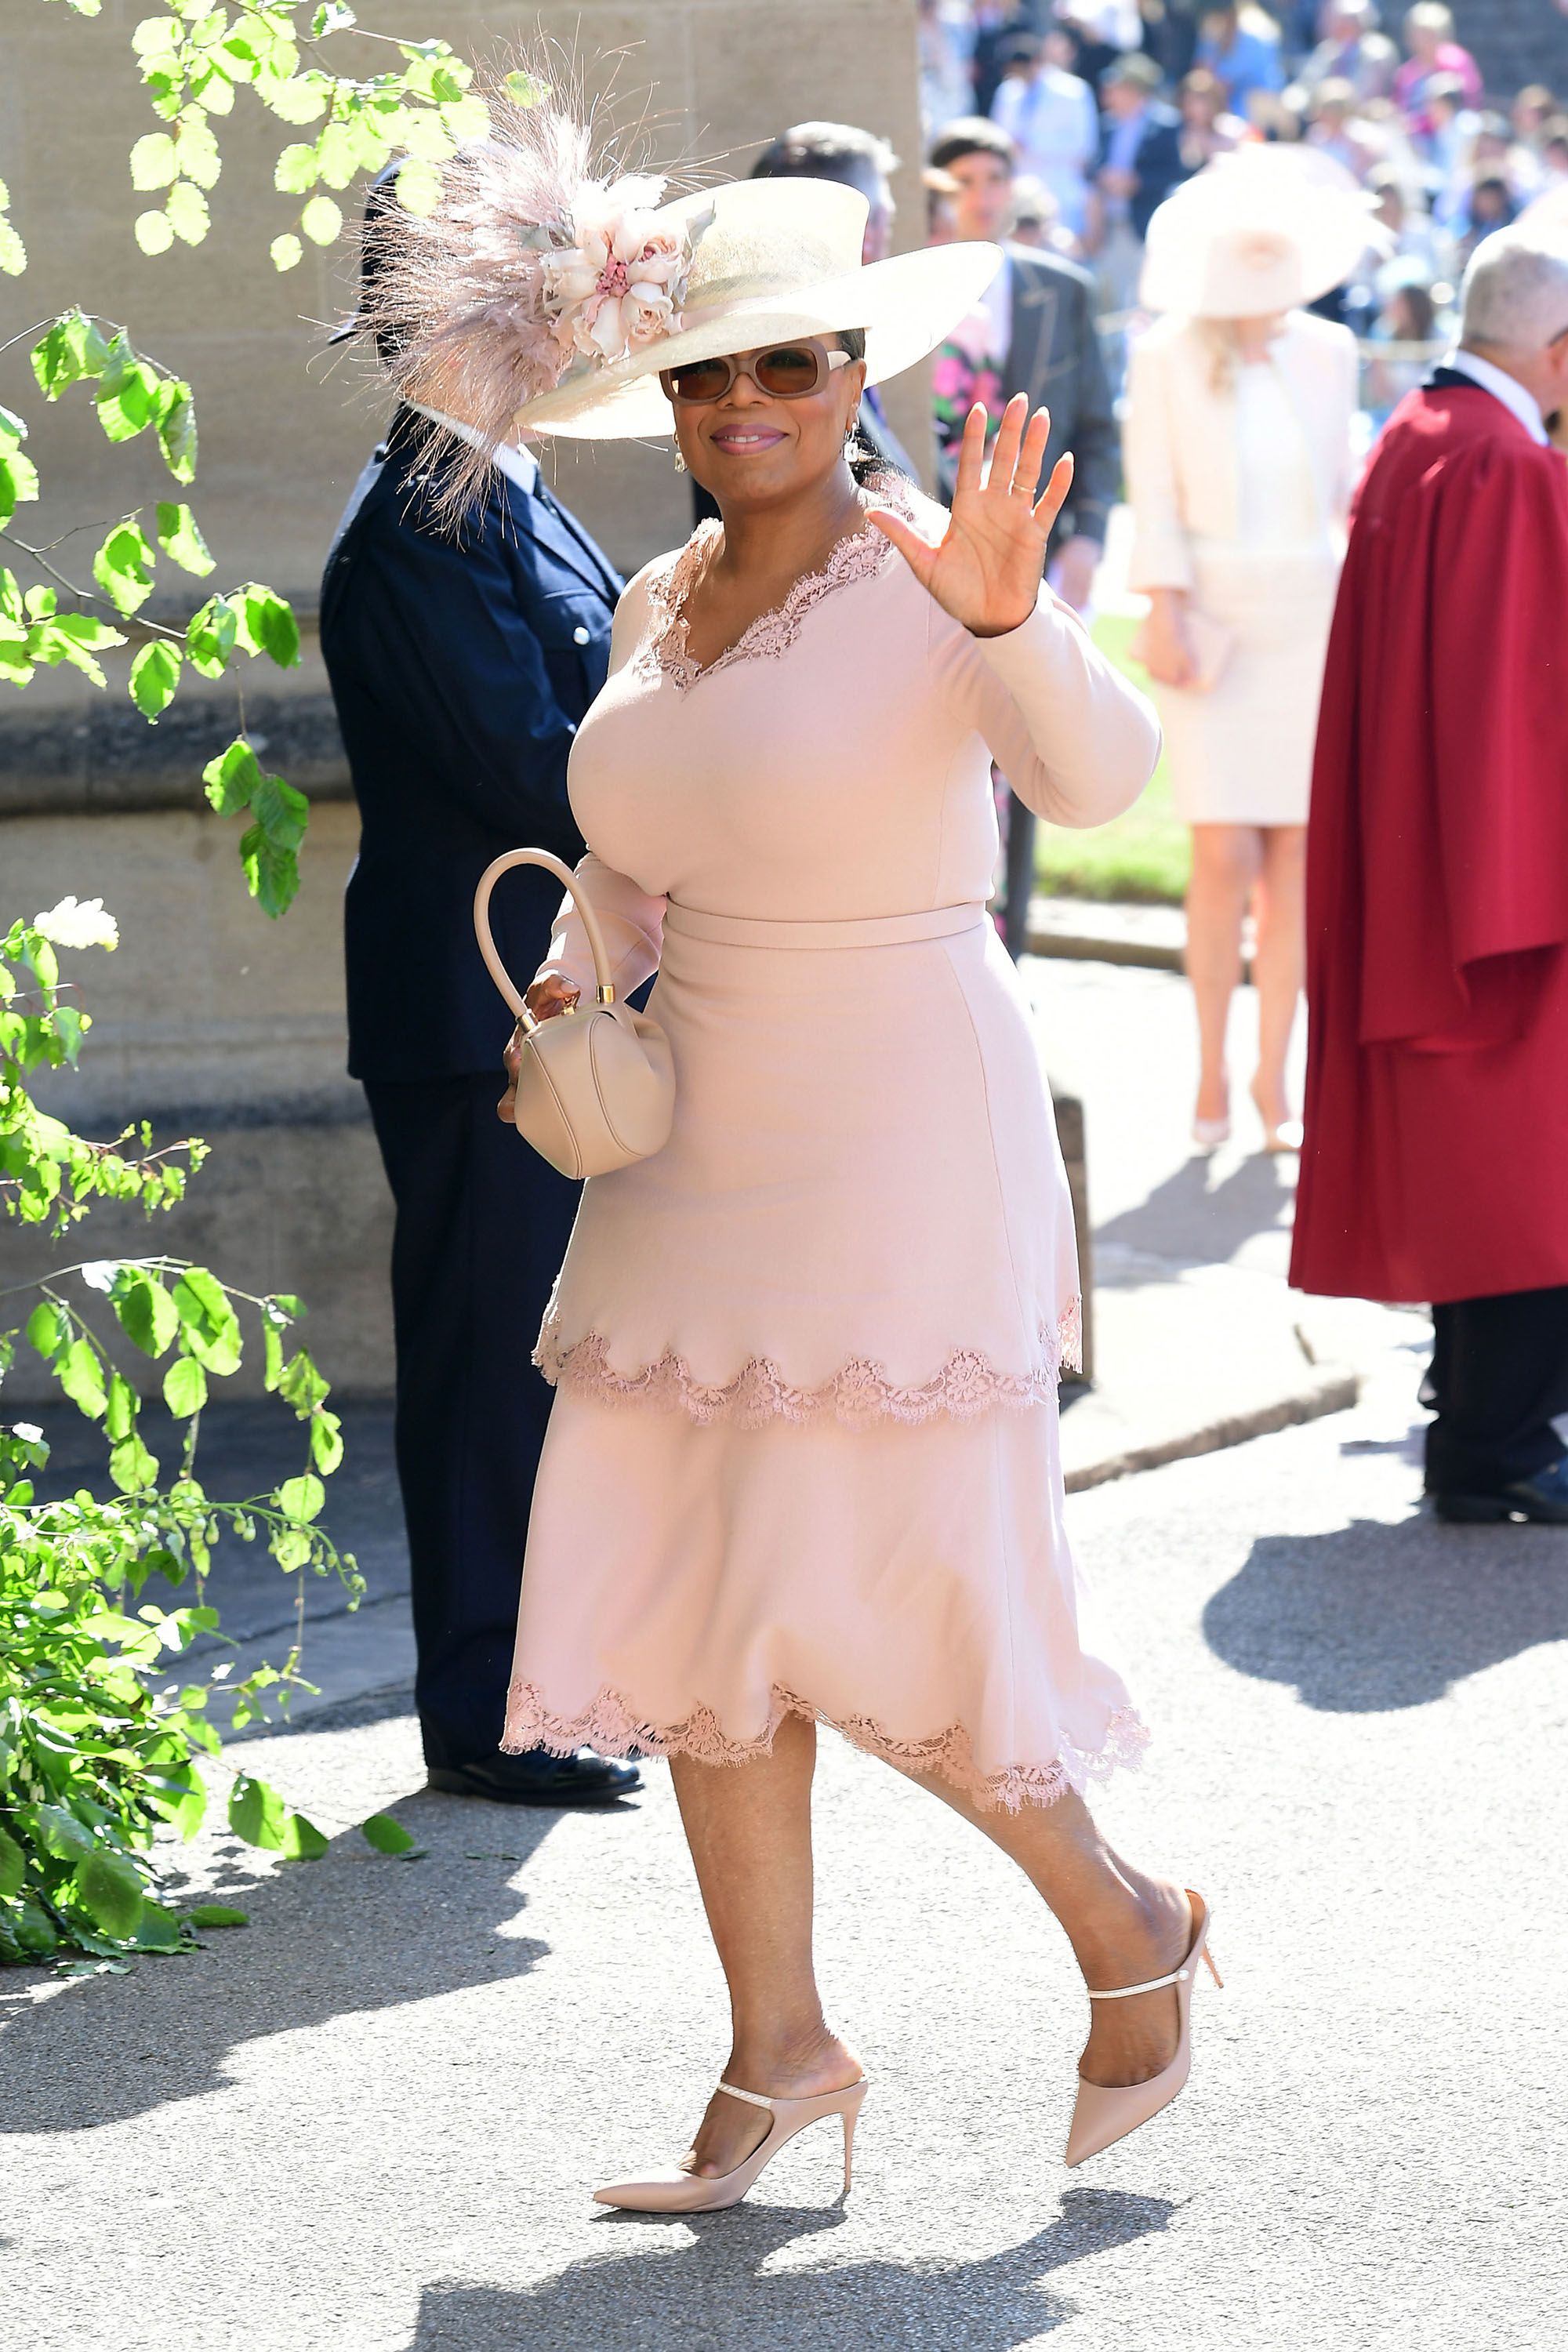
left=365, top=1076, right=580, bottom=1769
left=1422, top=1285, right=1568, bottom=1496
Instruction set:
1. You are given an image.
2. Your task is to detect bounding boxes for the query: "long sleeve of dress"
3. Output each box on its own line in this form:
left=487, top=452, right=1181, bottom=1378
left=533, top=564, right=668, bottom=1000
left=935, top=589, right=1161, bottom=829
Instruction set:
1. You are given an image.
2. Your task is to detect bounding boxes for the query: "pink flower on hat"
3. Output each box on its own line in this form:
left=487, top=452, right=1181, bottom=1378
left=543, top=176, right=694, bottom=365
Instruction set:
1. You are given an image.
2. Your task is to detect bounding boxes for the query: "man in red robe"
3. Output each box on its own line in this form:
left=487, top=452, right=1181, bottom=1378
left=1291, top=229, right=1568, bottom=1522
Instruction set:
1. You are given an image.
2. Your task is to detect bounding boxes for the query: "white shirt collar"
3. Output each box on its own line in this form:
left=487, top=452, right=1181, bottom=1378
left=1446, top=349, right=1548, bottom=445
left=411, top=405, right=541, bottom=492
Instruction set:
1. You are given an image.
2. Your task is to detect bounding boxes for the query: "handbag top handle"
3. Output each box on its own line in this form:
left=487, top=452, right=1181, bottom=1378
left=474, top=848, right=617, bottom=1029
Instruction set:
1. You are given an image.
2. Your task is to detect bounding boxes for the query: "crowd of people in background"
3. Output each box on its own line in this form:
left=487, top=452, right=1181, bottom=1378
left=919, top=1, right=1568, bottom=384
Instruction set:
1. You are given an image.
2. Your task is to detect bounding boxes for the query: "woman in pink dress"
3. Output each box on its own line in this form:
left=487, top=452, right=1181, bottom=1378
left=377, top=118, right=1218, bottom=2205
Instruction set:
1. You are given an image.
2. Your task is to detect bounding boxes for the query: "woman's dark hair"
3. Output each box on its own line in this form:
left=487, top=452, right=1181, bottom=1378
left=836, top=327, right=901, bottom=490
left=928, top=118, right=1014, bottom=175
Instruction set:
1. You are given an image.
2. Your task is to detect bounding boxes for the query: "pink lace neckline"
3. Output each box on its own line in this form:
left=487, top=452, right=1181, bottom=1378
left=641, top=472, right=910, bottom=693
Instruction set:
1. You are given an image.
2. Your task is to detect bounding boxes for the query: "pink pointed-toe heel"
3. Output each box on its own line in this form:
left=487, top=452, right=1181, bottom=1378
left=593, top=2074, right=869, bottom=2212
left=1065, top=1891, right=1221, bottom=2169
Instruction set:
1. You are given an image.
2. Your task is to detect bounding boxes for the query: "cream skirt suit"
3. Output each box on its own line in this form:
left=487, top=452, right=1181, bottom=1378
left=502, top=481, right=1162, bottom=1810
left=1123, top=310, right=1359, bottom=825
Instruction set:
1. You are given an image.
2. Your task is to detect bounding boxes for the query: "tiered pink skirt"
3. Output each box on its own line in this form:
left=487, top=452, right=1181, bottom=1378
left=503, top=902, right=1145, bottom=1809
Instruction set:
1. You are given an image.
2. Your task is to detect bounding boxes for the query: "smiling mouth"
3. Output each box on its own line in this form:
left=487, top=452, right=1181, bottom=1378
left=709, top=426, right=786, bottom=451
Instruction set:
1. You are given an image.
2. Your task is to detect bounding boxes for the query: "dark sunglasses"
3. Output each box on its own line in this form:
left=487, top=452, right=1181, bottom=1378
left=659, top=338, right=855, bottom=405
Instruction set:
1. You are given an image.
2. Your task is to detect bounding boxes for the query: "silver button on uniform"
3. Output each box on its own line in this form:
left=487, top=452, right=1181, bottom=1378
left=572, top=626, right=590, bottom=645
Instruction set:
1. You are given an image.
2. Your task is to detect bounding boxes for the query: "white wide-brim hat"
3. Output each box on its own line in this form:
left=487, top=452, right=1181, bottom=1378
left=1140, top=148, right=1377, bottom=321
left=519, top=178, right=1003, bottom=438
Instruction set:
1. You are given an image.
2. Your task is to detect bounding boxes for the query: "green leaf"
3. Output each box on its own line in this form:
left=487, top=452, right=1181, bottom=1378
left=26, top=1301, right=67, bottom=1360
left=165, top=181, right=211, bottom=246
left=274, top=142, right=318, bottom=194
left=111, top=1269, right=180, bottom=1357
left=104, top=1371, right=138, bottom=1443
left=109, top=1431, right=159, bottom=1494
left=0, top=453, right=38, bottom=524
left=96, top=349, right=159, bottom=441
left=154, top=501, right=214, bottom=576
left=228, top=1773, right=287, bottom=1851
left=299, top=194, right=343, bottom=245
left=0, top=1824, right=24, bottom=1900
left=201, top=736, right=261, bottom=814
left=361, top=1812, right=416, bottom=1856
left=162, top=1354, right=207, bottom=1418
left=187, top=1904, right=249, bottom=1929
left=252, top=771, right=308, bottom=850
left=263, top=1314, right=285, bottom=1391
left=56, top=1338, right=107, bottom=1420
left=93, top=521, right=157, bottom=617
left=0, top=219, right=26, bottom=278
left=394, top=157, right=443, bottom=217
left=240, top=823, right=300, bottom=917
left=280, top=1811, right=328, bottom=1860
left=130, top=1900, right=184, bottom=1951
left=186, top=593, right=237, bottom=677
left=262, top=73, right=331, bottom=126
left=76, top=1849, right=144, bottom=1940
left=129, top=132, right=179, bottom=191
left=129, top=639, right=182, bottom=720
left=308, top=1409, right=343, bottom=1475
left=174, top=117, right=222, bottom=191
left=270, top=233, right=303, bottom=273
left=135, top=209, right=176, bottom=257
left=153, top=380, right=197, bottom=483
left=31, top=310, right=111, bottom=397
left=240, top=586, right=300, bottom=669
left=34, top=1802, right=94, bottom=1860
left=171, top=1267, right=241, bottom=1375
left=277, top=1472, right=325, bottom=1523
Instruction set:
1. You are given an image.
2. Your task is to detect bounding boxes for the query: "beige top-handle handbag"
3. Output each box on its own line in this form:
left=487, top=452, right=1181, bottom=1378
left=473, top=848, right=675, bottom=1180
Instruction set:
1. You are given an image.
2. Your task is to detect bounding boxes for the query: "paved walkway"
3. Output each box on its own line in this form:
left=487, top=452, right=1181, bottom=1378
left=5, top=1340, right=1564, bottom=2351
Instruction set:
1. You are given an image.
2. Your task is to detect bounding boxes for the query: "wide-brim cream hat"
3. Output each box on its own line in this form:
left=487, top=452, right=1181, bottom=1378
left=1140, top=147, right=1377, bottom=320
left=520, top=178, right=1002, bottom=438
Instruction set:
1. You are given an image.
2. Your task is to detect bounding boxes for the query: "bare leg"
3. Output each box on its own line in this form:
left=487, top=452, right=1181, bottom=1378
left=1249, top=823, right=1306, bottom=1132
left=668, top=1715, right=860, bottom=2180
left=1185, top=823, right=1262, bottom=1124
left=906, top=1769, right=1192, bottom=2089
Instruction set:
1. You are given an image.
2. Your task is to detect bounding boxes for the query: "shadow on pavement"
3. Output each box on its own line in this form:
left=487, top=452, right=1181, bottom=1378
left=1094, top=1150, right=1295, bottom=1274
left=0, top=1788, right=559, bottom=2133
left=407, top=2188, right=1177, bottom=2350
left=1202, top=1513, right=1568, bottom=1711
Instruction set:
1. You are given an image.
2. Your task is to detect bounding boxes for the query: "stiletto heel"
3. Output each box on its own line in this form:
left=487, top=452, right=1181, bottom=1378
left=593, top=2074, right=869, bottom=2212
left=1064, top=1890, right=1218, bottom=2169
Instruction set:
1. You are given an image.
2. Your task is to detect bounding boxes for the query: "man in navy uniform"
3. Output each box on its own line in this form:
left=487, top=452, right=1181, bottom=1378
left=320, top=178, right=639, bottom=1804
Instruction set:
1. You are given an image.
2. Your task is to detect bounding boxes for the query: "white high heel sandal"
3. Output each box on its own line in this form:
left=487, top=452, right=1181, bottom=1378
left=1065, top=1892, right=1221, bottom=2167
left=593, top=2074, right=869, bottom=2212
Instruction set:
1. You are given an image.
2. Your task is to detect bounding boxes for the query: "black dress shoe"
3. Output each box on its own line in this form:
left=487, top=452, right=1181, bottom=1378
left=1432, top=1455, right=1568, bottom=1525
left=427, top=1749, right=641, bottom=1804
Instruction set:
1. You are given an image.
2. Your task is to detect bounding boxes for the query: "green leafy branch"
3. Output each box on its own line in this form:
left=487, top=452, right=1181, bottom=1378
left=2, top=314, right=309, bottom=912
left=0, top=898, right=419, bottom=1966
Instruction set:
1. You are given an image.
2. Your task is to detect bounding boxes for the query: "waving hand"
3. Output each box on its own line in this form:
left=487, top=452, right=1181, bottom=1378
left=867, top=395, right=1073, bottom=638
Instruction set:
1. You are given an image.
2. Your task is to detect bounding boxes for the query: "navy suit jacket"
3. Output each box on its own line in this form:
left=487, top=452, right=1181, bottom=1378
left=1097, top=103, right=1188, bottom=241
left=320, top=409, right=622, bottom=1083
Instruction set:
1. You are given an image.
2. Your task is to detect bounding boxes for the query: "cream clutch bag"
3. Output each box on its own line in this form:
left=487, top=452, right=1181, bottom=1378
left=1129, top=608, right=1235, bottom=692
left=474, top=848, right=675, bottom=1180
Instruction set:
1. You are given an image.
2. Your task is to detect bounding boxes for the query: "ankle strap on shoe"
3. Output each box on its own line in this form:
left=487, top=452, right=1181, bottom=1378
left=1087, top=1963, right=1193, bottom=1999
left=716, top=2080, right=776, bottom=2110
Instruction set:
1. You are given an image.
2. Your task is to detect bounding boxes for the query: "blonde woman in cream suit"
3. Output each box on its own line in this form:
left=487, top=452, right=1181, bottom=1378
left=1126, top=158, right=1363, bottom=1151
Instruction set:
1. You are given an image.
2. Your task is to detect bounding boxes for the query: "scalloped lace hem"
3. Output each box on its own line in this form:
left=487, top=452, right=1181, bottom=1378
left=501, top=1680, right=1149, bottom=1813
left=534, top=1296, right=1082, bottom=1429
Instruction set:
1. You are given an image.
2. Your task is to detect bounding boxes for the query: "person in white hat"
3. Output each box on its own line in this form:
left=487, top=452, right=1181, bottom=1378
left=369, top=84, right=1219, bottom=2205
left=1123, top=152, right=1363, bottom=1153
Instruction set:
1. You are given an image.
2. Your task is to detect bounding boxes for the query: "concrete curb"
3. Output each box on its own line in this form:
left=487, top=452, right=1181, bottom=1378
left=1062, top=1363, right=1359, bottom=1494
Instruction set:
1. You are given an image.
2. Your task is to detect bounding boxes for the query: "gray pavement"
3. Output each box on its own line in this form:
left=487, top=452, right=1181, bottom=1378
left=4, top=1345, right=1565, bottom=2351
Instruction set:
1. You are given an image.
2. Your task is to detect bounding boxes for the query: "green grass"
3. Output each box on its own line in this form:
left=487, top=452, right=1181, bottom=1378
left=1033, top=612, right=1189, bottom=906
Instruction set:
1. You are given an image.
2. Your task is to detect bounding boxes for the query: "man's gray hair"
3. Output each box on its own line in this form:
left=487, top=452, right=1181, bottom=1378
left=1460, top=231, right=1568, bottom=352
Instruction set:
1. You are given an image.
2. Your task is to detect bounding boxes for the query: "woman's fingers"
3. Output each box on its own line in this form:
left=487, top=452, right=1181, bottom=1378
left=1014, top=405, right=1053, bottom=502
left=953, top=401, right=990, bottom=503
left=866, top=505, right=939, bottom=589
left=986, top=393, right=1029, bottom=496
left=1033, top=451, right=1075, bottom=536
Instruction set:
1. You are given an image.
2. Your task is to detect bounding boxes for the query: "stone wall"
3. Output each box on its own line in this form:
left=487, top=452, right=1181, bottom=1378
left=0, top=0, right=929, bottom=1397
